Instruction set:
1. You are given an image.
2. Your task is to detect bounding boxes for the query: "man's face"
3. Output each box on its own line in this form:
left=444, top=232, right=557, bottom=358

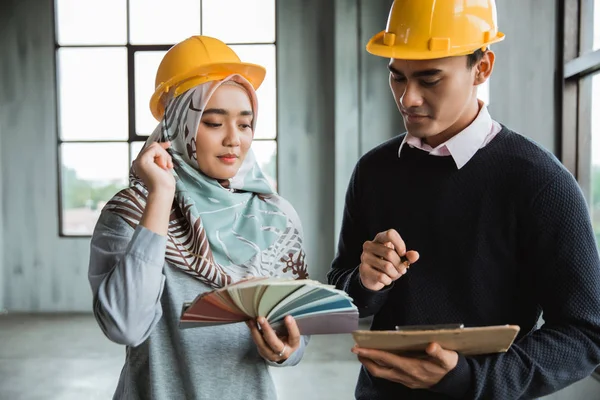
left=388, top=52, right=493, bottom=144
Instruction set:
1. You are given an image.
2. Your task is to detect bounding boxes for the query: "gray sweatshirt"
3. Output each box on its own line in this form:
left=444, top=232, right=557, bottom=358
left=88, top=210, right=308, bottom=400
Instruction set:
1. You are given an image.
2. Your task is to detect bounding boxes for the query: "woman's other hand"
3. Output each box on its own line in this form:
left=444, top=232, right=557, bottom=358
left=246, top=316, right=301, bottom=364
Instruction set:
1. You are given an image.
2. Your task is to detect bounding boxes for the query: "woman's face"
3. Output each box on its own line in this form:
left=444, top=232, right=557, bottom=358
left=194, top=83, right=254, bottom=180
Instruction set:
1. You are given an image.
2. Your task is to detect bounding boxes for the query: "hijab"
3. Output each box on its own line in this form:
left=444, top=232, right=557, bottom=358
left=105, top=75, right=308, bottom=288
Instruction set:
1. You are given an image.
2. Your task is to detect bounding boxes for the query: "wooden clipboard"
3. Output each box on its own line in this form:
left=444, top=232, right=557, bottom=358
left=352, top=324, right=520, bottom=356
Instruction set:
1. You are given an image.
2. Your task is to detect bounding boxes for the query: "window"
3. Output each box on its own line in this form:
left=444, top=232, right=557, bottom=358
left=592, top=0, right=600, bottom=246
left=54, top=0, right=277, bottom=236
left=560, top=0, right=600, bottom=380
left=595, top=0, right=600, bottom=51
left=561, top=0, right=600, bottom=251
left=592, top=73, right=600, bottom=246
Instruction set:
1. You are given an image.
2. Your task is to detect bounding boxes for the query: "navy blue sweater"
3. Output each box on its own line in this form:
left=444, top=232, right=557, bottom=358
left=327, top=127, right=600, bottom=399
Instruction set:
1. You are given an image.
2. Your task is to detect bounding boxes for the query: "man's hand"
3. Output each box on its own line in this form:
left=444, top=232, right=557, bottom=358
left=352, top=343, right=458, bottom=389
left=360, top=229, right=419, bottom=291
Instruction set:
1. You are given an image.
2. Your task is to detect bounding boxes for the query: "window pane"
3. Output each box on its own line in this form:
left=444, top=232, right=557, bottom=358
left=130, top=141, right=146, bottom=163
left=591, top=73, right=600, bottom=248
left=57, top=48, right=128, bottom=141
left=135, top=51, right=167, bottom=135
left=230, top=45, right=276, bottom=139
left=594, top=0, right=600, bottom=51
left=252, top=140, right=277, bottom=190
left=202, top=0, right=275, bottom=43
left=129, top=0, right=200, bottom=44
left=55, top=0, right=127, bottom=45
left=60, top=143, right=129, bottom=235
left=478, top=79, right=490, bottom=105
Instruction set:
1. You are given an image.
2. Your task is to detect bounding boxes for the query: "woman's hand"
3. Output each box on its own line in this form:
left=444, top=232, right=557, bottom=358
left=247, top=316, right=301, bottom=363
left=133, top=142, right=176, bottom=195
left=133, top=142, right=176, bottom=236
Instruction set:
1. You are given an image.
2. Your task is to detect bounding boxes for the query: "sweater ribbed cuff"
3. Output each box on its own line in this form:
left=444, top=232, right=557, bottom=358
left=346, top=267, right=394, bottom=317
left=429, top=354, right=472, bottom=399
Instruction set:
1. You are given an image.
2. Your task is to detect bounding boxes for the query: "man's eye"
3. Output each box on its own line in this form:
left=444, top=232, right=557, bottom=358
left=421, top=80, right=440, bottom=87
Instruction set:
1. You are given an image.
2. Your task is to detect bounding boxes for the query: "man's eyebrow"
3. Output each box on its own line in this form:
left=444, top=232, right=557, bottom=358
left=412, top=69, right=443, bottom=78
left=388, top=64, right=403, bottom=76
left=387, top=64, right=443, bottom=78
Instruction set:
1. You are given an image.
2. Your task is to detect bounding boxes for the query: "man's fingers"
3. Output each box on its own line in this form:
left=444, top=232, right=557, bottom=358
left=355, top=347, right=403, bottom=368
left=356, top=353, right=416, bottom=387
left=354, top=345, right=457, bottom=389
left=405, top=250, right=419, bottom=265
left=364, top=242, right=401, bottom=266
left=360, top=229, right=419, bottom=291
left=358, top=356, right=395, bottom=378
left=425, top=343, right=458, bottom=370
left=374, top=229, right=407, bottom=256
left=360, top=264, right=394, bottom=287
left=362, top=253, right=403, bottom=278
left=371, top=230, right=419, bottom=268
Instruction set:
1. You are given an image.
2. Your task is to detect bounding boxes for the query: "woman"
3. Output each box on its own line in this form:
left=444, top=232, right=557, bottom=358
left=88, top=36, right=310, bottom=400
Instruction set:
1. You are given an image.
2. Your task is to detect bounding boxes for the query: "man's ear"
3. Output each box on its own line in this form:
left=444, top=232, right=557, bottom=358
left=475, top=50, right=495, bottom=85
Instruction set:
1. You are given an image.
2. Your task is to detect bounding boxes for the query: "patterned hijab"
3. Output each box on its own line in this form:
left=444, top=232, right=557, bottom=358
left=105, top=75, right=308, bottom=288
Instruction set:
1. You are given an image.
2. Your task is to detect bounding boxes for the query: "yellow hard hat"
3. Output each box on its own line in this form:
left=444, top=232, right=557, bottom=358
left=366, top=0, right=505, bottom=60
left=150, top=35, right=266, bottom=121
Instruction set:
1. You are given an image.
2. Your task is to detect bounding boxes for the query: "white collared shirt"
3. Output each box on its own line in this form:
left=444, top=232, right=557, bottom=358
left=398, top=102, right=502, bottom=169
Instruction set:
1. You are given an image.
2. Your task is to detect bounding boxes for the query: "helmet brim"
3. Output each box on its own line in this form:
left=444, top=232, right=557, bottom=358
left=150, top=62, right=266, bottom=121
left=366, top=31, right=506, bottom=60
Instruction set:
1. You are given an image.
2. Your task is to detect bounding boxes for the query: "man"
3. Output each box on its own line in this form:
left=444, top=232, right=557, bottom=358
left=327, top=0, right=600, bottom=399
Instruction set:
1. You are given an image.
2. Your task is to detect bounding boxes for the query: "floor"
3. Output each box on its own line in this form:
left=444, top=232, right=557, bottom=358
left=0, top=313, right=362, bottom=400
left=2, top=314, right=599, bottom=400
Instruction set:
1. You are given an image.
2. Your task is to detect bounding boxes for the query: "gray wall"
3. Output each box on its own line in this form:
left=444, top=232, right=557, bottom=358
left=489, top=0, right=558, bottom=153
left=1, top=0, right=93, bottom=312
left=276, top=0, right=336, bottom=284
left=0, top=96, right=3, bottom=313
left=277, top=0, right=402, bottom=282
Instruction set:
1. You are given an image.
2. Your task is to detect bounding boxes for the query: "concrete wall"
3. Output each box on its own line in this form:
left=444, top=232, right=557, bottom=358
left=489, top=0, right=559, bottom=153
left=0, top=0, right=93, bottom=312
left=277, top=0, right=402, bottom=281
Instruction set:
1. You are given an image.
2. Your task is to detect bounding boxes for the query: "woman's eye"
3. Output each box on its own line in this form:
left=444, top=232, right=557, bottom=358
left=203, top=121, right=221, bottom=128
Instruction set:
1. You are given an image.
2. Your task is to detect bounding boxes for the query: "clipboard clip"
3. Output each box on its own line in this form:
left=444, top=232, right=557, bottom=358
left=395, top=323, right=464, bottom=331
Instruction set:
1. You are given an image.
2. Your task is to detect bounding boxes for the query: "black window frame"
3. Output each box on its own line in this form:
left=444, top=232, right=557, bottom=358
left=52, top=0, right=279, bottom=238
left=558, top=0, right=600, bottom=381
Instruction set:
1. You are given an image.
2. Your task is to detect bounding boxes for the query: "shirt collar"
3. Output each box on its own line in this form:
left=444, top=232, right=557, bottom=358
left=398, top=102, right=494, bottom=169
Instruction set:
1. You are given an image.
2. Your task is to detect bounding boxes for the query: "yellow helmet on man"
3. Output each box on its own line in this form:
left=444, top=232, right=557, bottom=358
left=366, top=0, right=505, bottom=60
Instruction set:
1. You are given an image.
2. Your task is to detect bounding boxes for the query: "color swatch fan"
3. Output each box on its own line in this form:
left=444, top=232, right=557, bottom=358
left=180, top=277, right=359, bottom=335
